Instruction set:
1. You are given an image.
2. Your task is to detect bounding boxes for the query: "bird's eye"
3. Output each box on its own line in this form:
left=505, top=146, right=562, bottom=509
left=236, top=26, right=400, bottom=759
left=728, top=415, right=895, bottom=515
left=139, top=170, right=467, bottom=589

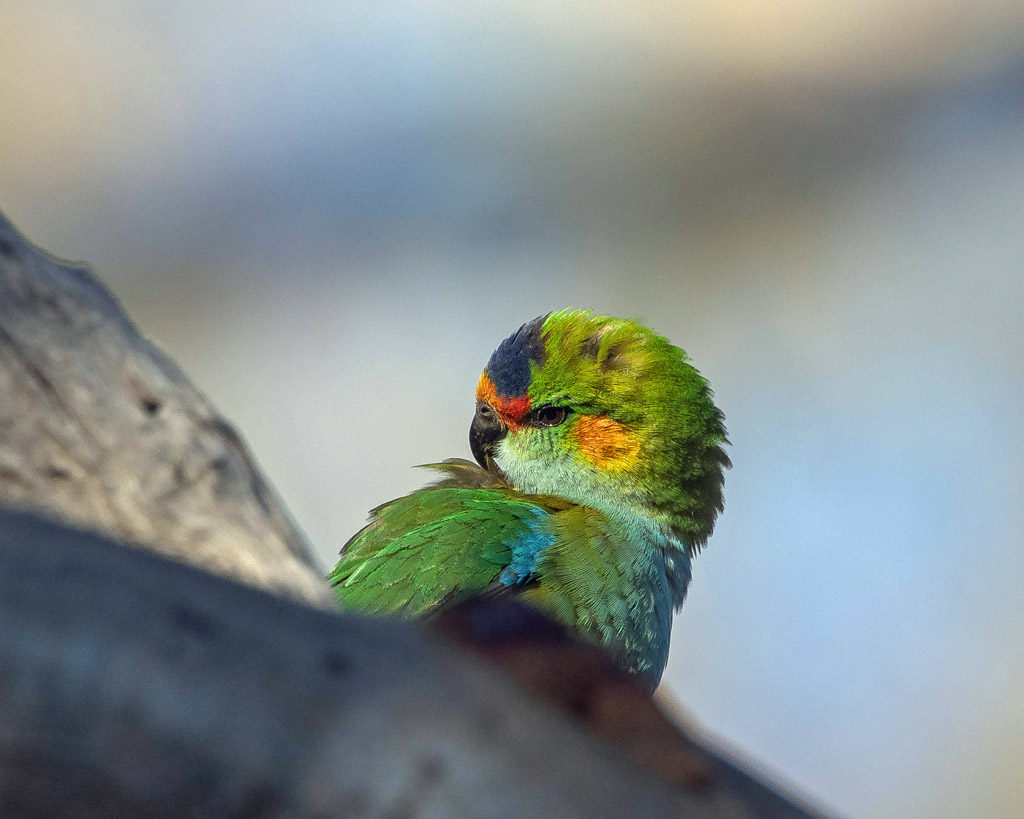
left=533, top=406, right=569, bottom=428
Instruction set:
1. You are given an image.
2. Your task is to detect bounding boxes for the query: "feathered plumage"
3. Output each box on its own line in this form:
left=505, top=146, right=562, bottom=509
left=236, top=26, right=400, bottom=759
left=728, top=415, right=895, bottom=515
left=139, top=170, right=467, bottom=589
left=330, top=310, right=729, bottom=690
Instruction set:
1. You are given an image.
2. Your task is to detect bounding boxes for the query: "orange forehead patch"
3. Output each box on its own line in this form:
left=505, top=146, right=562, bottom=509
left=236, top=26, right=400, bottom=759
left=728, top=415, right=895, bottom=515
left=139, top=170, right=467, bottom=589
left=477, top=372, right=531, bottom=430
left=572, top=415, right=641, bottom=471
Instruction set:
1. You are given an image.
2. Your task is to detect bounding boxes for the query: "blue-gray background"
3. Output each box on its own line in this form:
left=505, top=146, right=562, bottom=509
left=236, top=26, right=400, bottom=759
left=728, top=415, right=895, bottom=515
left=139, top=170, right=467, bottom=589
left=3, top=3, right=1023, bottom=816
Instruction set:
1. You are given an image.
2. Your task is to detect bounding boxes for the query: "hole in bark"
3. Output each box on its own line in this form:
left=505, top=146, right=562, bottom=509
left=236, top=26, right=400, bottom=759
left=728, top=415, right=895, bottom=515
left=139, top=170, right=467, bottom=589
left=0, top=240, right=15, bottom=257
left=231, top=784, right=282, bottom=819
left=46, top=466, right=71, bottom=480
left=169, top=605, right=219, bottom=640
left=325, top=792, right=370, bottom=816
left=417, top=755, right=445, bottom=784
left=142, top=398, right=161, bottom=416
left=321, top=651, right=350, bottom=677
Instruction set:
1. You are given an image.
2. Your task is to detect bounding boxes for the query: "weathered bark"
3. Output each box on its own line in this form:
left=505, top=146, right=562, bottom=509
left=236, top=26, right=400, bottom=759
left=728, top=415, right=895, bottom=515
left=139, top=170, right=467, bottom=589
left=0, top=214, right=331, bottom=606
left=0, top=510, right=823, bottom=819
left=0, top=210, right=829, bottom=818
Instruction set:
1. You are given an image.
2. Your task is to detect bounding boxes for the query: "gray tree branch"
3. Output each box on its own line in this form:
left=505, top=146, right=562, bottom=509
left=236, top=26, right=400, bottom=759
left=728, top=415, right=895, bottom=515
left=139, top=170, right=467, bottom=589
left=0, top=215, right=331, bottom=607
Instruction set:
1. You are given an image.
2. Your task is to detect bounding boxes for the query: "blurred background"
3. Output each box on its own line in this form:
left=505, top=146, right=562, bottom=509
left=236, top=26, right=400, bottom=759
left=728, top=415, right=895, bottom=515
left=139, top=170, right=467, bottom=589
left=3, top=2, right=1022, bottom=816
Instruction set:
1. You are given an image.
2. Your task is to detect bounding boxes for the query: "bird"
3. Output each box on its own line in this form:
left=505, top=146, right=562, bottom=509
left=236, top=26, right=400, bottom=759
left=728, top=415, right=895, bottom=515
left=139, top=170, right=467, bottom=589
left=329, top=309, right=729, bottom=692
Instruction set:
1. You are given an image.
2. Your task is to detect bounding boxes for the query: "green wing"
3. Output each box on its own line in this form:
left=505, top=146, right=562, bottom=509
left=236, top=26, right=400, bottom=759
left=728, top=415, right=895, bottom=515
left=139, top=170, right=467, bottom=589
left=329, top=460, right=678, bottom=688
left=329, top=462, right=558, bottom=618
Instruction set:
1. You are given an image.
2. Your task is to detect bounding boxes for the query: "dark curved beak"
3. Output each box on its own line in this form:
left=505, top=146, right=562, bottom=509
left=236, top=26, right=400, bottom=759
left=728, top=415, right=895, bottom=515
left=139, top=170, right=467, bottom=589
left=470, top=403, right=505, bottom=470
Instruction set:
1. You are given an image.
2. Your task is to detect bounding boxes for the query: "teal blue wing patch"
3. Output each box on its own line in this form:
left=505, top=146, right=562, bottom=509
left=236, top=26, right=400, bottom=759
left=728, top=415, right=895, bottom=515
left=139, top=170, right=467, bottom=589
left=329, top=487, right=556, bottom=619
left=523, top=508, right=684, bottom=689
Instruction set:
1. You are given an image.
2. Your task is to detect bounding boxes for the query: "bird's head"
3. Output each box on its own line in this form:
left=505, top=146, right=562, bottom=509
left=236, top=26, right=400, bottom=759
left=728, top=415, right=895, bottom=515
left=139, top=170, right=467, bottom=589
left=471, top=310, right=730, bottom=551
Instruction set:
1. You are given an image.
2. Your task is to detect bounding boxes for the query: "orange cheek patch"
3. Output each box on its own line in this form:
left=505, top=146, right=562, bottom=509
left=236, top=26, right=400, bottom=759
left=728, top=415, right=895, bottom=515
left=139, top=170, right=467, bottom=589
left=572, top=415, right=641, bottom=471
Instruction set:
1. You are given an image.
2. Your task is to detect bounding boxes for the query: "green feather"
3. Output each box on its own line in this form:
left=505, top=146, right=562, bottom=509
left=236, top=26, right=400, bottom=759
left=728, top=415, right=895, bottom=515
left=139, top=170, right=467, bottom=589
left=330, top=471, right=562, bottom=618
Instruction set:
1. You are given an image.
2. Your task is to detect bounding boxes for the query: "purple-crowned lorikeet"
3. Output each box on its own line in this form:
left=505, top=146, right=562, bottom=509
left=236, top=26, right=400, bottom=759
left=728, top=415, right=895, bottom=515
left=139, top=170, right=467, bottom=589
left=329, top=310, right=729, bottom=692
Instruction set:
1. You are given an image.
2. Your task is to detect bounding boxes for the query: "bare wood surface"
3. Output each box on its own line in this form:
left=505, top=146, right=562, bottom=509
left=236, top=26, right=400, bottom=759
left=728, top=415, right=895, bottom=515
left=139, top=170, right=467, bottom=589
left=0, top=510, right=822, bottom=819
left=0, top=212, right=332, bottom=606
